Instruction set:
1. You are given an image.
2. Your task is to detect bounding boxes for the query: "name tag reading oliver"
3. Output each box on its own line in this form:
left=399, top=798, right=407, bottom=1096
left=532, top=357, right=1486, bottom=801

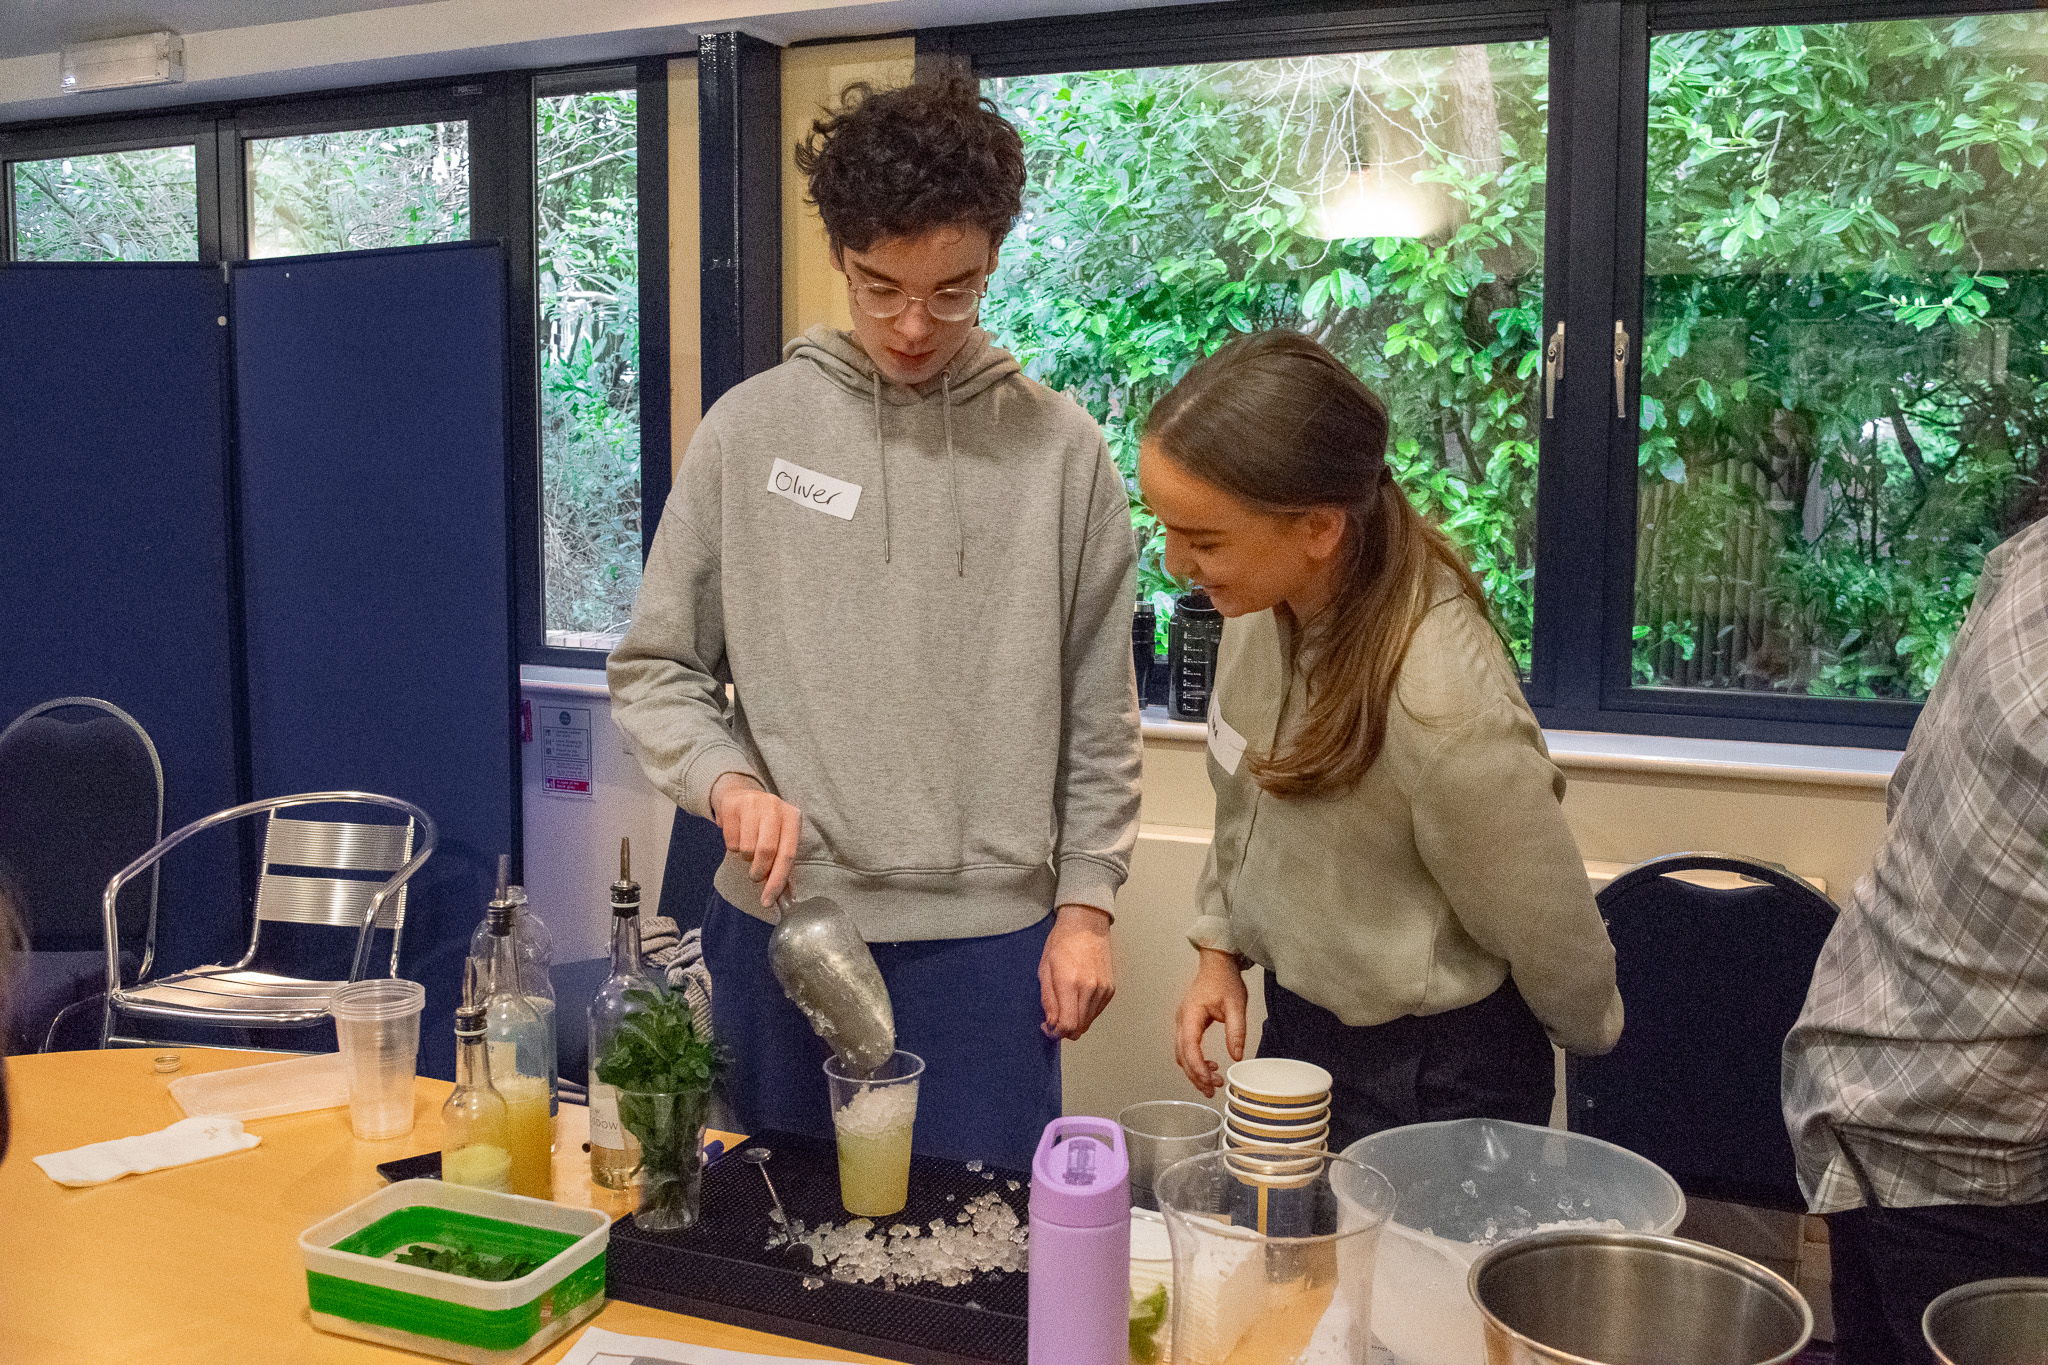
left=1208, top=703, right=1248, bottom=776
left=768, top=458, right=861, bottom=521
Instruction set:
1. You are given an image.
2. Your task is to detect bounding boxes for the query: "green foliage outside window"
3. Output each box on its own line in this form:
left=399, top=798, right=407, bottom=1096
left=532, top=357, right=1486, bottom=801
left=986, top=17, right=2048, bottom=702
left=1637, top=16, right=2048, bottom=700
left=985, top=48, right=1549, bottom=670
left=247, top=122, right=468, bottom=258
left=539, top=89, right=642, bottom=639
left=10, top=146, right=198, bottom=261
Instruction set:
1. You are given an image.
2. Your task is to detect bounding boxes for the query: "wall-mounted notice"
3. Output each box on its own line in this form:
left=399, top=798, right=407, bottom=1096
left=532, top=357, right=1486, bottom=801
left=542, top=706, right=592, bottom=798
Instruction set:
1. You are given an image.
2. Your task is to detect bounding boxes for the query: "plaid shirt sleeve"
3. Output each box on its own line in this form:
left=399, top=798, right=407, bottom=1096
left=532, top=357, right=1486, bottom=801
left=1783, top=516, right=2048, bottom=1213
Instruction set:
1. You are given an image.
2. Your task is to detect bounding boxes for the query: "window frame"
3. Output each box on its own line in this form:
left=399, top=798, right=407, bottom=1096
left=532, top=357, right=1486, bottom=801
left=925, top=0, right=2048, bottom=750
left=224, top=82, right=494, bottom=263
left=522, top=59, right=674, bottom=670
left=0, top=111, right=224, bottom=261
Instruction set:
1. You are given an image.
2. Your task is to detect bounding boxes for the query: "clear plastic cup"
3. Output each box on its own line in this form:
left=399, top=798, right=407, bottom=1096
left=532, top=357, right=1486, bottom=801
left=1156, top=1149, right=1396, bottom=1365
left=824, top=1049, right=923, bottom=1217
left=330, top=978, right=425, bottom=1140
left=1119, top=1100, right=1224, bottom=1212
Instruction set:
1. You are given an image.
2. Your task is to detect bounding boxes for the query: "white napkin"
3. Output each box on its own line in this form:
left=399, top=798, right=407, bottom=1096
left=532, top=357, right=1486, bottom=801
left=33, top=1115, right=262, bottom=1187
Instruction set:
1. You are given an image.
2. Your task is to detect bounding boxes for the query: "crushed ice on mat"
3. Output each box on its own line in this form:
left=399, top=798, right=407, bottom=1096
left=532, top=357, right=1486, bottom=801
left=765, top=1191, right=1029, bottom=1289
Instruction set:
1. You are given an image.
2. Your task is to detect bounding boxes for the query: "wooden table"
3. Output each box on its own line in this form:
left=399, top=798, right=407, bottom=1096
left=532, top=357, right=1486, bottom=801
left=0, top=1048, right=897, bottom=1364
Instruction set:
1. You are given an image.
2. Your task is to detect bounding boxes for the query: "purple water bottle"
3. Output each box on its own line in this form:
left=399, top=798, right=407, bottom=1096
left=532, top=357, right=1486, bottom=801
left=1028, top=1117, right=1131, bottom=1365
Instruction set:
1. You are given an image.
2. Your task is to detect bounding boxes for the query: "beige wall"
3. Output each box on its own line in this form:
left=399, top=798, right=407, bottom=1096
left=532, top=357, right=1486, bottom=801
left=669, top=56, right=702, bottom=482
left=1555, top=762, right=1887, bottom=907
left=779, top=38, right=918, bottom=342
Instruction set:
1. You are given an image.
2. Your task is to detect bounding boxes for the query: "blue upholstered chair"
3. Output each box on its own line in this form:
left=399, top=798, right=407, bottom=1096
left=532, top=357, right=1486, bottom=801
left=0, top=698, right=162, bottom=1052
left=1567, top=852, right=1838, bottom=1212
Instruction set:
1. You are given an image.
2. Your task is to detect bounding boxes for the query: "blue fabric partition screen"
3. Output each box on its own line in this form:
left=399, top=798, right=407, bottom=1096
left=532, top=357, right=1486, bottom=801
left=0, top=264, right=246, bottom=975
left=232, top=242, right=517, bottom=1079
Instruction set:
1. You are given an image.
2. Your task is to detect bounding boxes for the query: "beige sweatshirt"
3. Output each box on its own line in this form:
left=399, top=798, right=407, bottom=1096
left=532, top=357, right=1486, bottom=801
left=1190, top=579, right=1624, bottom=1055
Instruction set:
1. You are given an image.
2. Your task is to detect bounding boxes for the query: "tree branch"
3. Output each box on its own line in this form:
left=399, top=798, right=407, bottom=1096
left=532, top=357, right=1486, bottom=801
left=1885, top=390, right=1931, bottom=491
left=541, top=147, right=633, bottom=188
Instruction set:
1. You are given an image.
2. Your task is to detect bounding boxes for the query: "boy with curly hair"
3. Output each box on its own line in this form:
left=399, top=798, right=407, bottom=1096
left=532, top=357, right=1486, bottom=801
left=610, top=77, right=1141, bottom=1166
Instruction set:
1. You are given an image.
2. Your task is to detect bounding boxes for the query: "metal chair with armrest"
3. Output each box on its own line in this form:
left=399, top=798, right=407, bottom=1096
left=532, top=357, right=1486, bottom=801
left=102, top=791, right=435, bottom=1048
left=1567, top=851, right=1838, bottom=1212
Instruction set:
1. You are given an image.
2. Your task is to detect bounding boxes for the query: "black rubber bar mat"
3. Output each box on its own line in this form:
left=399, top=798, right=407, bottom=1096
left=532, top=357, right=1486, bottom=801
left=605, top=1128, right=1031, bottom=1365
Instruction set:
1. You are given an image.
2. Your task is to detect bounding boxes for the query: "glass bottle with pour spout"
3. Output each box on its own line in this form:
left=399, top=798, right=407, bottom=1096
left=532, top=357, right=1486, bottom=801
left=481, top=860, right=554, bottom=1199
left=468, top=858, right=558, bottom=1115
left=441, top=959, right=511, bottom=1192
left=588, top=836, right=657, bottom=1189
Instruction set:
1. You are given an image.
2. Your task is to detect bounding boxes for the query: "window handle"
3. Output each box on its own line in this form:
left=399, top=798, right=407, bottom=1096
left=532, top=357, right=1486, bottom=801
left=1544, top=321, right=1565, bottom=419
left=1613, top=320, right=1631, bottom=421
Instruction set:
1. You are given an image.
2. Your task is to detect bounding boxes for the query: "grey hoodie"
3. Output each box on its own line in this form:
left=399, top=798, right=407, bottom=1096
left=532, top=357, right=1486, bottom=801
left=608, top=326, right=1142, bottom=940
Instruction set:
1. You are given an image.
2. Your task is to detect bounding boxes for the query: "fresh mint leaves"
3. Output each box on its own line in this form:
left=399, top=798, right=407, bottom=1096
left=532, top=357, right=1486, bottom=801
left=395, top=1241, right=541, bottom=1281
left=593, top=985, right=721, bottom=1094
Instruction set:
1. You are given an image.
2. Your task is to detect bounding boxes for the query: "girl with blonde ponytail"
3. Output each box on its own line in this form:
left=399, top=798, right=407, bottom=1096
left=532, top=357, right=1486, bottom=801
left=1143, top=331, right=1622, bottom=1149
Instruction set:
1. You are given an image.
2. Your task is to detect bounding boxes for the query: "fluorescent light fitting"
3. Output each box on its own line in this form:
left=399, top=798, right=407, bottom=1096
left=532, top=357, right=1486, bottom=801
left=60, top=32, right=185, bottom=94
left=1307, top=166, right=1444, bottom=242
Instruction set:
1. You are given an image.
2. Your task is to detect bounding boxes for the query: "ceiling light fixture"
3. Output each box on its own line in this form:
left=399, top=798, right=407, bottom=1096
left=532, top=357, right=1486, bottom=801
left=1306, top=161, right=1442, bottom=242
left=60, top=32, right=185, bottom=95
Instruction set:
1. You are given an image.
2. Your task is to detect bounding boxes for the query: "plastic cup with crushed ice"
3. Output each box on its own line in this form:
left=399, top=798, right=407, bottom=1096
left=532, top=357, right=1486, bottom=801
left=825, top=1049, right=924, bottom=1218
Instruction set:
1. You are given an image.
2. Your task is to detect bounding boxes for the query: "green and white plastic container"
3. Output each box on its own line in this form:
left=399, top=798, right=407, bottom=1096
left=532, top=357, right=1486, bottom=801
left=300, top=1178, right=610, bottom=1365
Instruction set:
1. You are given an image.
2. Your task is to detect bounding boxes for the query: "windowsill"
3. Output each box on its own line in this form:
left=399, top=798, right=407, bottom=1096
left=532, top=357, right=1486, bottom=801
left=520, top=663, right=610, bottom=697
left=1142, top=707, right=1899, bottom=790
left=519, top=680, right=1900, bottom=792
left=1133, top=823, right=1826, bottom=894
left=1542, top=728, right=1897, bottom=790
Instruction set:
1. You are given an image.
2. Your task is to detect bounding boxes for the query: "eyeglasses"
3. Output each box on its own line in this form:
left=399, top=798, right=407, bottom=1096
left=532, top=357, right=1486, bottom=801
left=849, top=280, right=984, bottom=323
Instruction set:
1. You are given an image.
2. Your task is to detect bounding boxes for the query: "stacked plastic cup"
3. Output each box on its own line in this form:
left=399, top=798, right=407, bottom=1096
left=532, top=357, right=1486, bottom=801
left=330, top=978, right=426, bottom=1140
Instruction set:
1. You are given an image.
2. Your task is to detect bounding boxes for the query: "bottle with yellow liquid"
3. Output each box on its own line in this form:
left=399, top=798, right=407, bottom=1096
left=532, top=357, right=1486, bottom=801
left=482, top=865, right=554, bottom=1199
left=441, top=960, right=511, bottom=1192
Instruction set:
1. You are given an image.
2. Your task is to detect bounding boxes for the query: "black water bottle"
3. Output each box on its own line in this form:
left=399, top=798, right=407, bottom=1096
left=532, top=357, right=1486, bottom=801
left=1132, top=603, right=1157, bottom=706
left=1167, top=590, right=1223, bottom=721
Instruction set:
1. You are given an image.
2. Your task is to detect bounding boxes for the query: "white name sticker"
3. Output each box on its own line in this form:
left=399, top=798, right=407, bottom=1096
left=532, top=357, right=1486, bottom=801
left=768, top=458, right=861, bottom=520
left=1207, top=702, right=1248, bottom=776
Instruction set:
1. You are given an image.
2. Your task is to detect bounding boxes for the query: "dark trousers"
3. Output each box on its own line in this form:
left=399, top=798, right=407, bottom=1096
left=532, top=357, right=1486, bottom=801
left=702, top=893, right=1061, bottom=1172
left=1258, top=976, right=1554, bottom=1153
left=1829, top=1200, right=2048, bottom=1365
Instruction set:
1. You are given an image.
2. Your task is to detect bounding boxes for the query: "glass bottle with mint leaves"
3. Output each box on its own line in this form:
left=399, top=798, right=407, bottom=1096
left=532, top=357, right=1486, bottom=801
left=588, top=837, right=658, bottom=1189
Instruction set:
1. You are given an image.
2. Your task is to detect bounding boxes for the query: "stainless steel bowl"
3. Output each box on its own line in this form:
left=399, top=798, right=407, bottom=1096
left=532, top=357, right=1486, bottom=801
left=1469, top=1229, right=1813, bottom=1365
left=1923, top=1277, right=2048, bottom=1365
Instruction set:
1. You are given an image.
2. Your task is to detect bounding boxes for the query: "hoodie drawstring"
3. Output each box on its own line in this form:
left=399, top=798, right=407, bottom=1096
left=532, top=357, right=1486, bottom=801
left=872, top=378, right=891, bottom=564
left=869, top=361, right=964, bottom=576
left=942, top=370, right=964, bottom=577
